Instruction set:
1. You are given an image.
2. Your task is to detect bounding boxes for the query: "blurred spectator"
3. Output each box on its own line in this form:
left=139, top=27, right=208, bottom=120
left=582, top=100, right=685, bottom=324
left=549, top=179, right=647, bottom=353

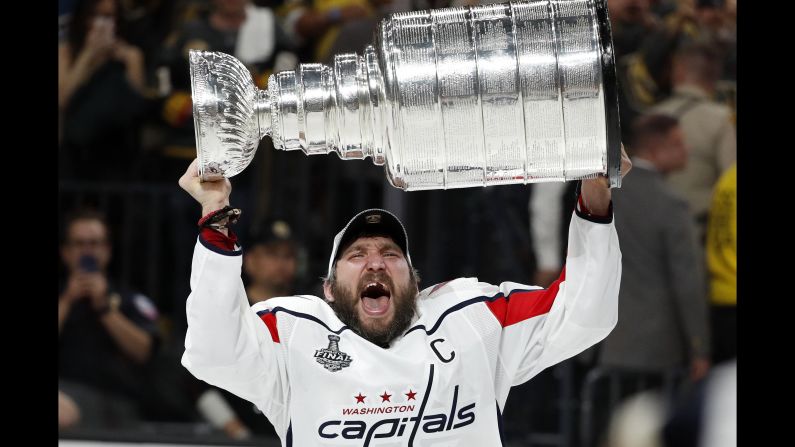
left=679, top=0, right=736, bottom=80
left=195, top=387, right=266, bottom=440
left=194, top=219, right=299, bottom=440
left=155, top=0, right=297, bottom=177
left=280, top=0, right=387, bottom=64
left=603, top=361, right=736, bottom=447
left=604, top=0, right=661, bottom=142
left=59, top=0, right=150, bottom=181
left=599, top=114, right=710, bottom=381
left=243, top=219, right=299, bottom=302
left=606, top=391, right=667, bottom=447
left=58, top=390, right=81, bottom=430
left=649, top=0, right=678, bottom=18
left=620, top=0, right=736, bottom=117
left=583, top=115, right=708, bottom=446
left=608, top=0, right=660, bottom=58
left=116, top=0, right=180, bottom=70
left=651, top=44, right=736, bottom=243
left=662, top=360, right=736, bottom=447
left=704, top=163, right=735, bottom=364
left=58, top=208, right=161, bottom=428
left=59, top=0, right=76, bottom=40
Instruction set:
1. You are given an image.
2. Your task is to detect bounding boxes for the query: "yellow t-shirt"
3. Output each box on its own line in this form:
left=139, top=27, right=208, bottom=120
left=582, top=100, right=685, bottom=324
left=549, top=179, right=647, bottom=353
left=706, top=163, right=737, bottom=306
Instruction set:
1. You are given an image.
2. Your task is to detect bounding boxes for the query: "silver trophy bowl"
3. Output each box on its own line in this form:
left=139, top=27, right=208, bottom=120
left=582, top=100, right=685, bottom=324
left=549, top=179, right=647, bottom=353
left=190, top=0, right=622, bottom=189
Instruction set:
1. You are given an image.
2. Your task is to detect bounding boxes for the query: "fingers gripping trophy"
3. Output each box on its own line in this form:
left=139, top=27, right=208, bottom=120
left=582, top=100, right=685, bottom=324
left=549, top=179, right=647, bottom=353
left=189, top=0, right=624, bottom=190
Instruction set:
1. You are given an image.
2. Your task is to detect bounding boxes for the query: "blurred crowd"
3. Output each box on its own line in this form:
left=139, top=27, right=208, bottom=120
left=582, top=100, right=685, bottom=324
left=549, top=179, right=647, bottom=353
left=58, top=0, right=736, bottom=446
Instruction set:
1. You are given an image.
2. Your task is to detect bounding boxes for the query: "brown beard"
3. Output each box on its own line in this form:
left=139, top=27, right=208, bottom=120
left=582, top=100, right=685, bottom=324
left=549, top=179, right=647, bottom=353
left=328, top=272, right=418, bottom=348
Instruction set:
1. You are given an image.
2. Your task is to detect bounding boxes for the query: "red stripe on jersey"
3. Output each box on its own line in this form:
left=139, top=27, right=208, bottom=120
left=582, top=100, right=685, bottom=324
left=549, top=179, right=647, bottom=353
left=260, top=312, right=280, bottom=343
left=200, top=228, right=238, bottom=251
left=486, top=267, right=566, bottom=327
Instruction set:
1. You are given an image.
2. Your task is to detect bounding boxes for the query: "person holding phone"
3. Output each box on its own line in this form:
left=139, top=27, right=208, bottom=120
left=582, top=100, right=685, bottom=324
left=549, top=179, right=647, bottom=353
left=58, top=208, right=160, bottom=428
left=58, top=0, right=148, bottom=181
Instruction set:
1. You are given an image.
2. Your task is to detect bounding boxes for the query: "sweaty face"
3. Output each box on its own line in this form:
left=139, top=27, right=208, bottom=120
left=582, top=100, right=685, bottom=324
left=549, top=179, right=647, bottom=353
left=325, top=237, right=418, bottom=347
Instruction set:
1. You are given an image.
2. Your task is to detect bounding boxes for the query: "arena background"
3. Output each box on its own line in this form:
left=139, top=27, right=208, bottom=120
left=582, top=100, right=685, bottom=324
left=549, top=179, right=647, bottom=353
left=57, top=0, right=737, bottom=446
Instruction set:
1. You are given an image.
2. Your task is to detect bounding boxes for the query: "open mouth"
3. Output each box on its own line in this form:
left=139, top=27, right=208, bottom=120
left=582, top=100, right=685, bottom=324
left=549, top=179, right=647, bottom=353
left=360, top=282, right=391, bottom=317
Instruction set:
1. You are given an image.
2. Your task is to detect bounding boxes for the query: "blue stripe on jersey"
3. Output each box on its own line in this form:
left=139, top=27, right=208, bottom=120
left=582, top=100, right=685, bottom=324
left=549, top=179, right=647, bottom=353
left=404, top=289, right=536, bottom=336
left=256, top=308, right=350, bottom=334
left=408, top=364, right=435, bottom=447
left=286, top=421, right=292, bottom=446
left=496, top=402, right=506, bottom=446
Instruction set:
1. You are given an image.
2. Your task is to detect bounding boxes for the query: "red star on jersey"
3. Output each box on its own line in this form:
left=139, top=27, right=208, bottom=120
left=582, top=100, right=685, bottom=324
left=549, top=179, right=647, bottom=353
left=380, top=391, right=392, bottom=402
left=405, top=389, right=417, bottom=401
left=354, top=393, right=366, bottom=404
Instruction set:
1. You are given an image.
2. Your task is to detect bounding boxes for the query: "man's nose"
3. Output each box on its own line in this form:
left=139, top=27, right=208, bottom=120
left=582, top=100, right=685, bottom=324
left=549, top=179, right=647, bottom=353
left=365, top=254, right=386, bottom=271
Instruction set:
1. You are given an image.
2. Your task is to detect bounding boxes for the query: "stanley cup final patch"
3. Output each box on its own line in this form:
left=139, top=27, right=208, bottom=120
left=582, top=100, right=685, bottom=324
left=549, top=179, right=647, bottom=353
left=315, top=335, right=353, bottom=372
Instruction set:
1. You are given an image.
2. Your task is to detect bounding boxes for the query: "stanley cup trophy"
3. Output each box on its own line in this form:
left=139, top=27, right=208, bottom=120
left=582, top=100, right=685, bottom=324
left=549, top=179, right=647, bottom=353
left=189, top=0, right=622, bottom=190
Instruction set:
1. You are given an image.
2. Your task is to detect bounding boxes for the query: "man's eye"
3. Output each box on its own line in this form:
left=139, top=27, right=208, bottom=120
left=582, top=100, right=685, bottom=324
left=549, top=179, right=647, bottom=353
left=384, top=252, right=398, bottom=258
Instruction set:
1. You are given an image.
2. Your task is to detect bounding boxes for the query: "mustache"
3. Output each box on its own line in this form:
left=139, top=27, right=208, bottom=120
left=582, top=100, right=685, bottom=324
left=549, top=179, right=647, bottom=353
left=357, top=272, right=394, bottom=291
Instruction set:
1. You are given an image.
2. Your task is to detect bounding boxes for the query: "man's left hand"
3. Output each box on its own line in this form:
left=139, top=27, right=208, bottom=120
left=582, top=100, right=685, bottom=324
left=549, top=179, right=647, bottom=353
left=580, top=144, right=632, bottom=215
left=83, top=273, right=110, bottom=311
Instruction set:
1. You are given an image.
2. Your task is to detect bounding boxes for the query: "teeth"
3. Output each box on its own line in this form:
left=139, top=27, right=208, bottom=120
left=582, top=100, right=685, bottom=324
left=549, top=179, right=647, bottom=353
left=362, top=282, right=389, bottom=297
left=365, top=282, right=386, bottom=291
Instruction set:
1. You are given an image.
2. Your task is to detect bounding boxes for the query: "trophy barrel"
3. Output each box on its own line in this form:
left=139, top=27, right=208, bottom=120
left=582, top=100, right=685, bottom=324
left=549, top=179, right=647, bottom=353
left=187, top=0, right=622, bottom=188
left=374, top=0, right=621, bottom=190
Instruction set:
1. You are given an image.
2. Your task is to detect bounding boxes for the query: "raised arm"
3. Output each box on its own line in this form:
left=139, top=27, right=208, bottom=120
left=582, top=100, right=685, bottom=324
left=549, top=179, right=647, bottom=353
left=491, top=146, right=632, bottom=391
left=178, top=160, right=290, bottom=432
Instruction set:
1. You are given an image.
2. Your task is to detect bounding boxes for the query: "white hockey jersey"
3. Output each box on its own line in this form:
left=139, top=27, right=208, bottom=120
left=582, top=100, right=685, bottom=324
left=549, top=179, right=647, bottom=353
left=182, top=211, right=621, bottom=446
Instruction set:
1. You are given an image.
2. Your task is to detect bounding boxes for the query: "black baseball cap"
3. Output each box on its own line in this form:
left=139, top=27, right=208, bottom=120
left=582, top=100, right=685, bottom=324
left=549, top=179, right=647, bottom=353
left=326, top=209, right=412, bottom=277
left=250, top=219, right=295, bottom=248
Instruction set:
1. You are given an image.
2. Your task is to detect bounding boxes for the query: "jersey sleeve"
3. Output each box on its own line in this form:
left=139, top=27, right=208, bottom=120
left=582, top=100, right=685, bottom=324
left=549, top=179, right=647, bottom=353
left=181, top=233, right=291, bottom=435
left=486, top=209, right=621, bottom=391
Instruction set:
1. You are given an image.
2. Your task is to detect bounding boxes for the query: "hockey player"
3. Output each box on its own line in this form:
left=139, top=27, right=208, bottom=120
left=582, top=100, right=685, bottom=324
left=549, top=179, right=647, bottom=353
left=178, top=147, right=631, bottom=446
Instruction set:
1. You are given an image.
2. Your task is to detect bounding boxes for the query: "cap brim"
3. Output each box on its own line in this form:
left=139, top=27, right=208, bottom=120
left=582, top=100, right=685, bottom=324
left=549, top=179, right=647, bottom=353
left=327, top=209, right=411, bottom=278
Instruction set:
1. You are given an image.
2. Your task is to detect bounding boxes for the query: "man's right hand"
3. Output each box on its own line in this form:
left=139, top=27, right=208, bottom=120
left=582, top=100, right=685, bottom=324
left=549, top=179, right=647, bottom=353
left=83, top=17, right=116, bottom=62
left=60, top=274, right=88, bottom=304
left=178, top=159, right=232, bottom=216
